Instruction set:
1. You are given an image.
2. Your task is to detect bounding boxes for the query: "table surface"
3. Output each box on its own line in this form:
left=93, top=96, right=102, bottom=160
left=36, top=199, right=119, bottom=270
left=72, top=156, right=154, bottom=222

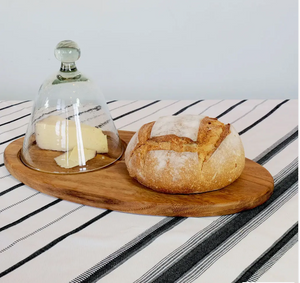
left=0, top=99, right=298, bottom=283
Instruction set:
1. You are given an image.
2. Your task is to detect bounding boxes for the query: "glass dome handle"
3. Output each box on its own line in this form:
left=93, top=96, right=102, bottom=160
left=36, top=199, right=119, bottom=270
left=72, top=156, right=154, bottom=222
left=54, top=40, right=81, bottom=72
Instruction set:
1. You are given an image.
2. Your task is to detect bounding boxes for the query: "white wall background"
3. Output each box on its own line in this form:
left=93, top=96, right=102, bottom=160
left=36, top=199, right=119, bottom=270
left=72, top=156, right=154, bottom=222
left=0, top=0, right=297, bottom=101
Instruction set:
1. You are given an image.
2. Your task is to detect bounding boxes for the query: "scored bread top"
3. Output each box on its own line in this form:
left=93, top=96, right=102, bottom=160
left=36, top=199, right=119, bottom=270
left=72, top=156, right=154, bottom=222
left=125, top=115, right=245, bottom=194
left=150, top=115, right=203, bottom=141
left=129, top=115, right=230, bottom=167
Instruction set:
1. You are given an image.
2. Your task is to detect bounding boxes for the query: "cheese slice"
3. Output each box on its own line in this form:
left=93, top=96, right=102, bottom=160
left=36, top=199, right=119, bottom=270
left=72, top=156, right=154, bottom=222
left=54, top=146, right=96, bottom=168
left=35, top=115, right=108, bottom=153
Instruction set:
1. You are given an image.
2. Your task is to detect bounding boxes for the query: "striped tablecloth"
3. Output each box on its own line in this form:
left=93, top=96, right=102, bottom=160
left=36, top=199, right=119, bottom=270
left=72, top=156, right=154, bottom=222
left=0, top=99, right=298, bottom=283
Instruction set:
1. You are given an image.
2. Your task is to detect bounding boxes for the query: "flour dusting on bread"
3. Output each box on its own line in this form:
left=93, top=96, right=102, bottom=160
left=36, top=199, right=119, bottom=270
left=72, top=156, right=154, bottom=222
left=150, top=115, right=203, bottom=141
left=125, top=115, right=245, bottom=194
left=148, top=150, right=198, bottom=182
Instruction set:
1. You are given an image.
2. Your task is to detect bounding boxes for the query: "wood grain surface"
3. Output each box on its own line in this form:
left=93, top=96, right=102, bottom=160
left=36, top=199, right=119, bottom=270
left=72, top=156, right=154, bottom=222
left=4, top=131, right=274, bottom=217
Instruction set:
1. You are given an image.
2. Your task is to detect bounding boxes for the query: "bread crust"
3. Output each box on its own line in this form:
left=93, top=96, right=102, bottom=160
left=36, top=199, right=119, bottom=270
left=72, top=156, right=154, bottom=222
left=125, top=116, right=245, bottom=194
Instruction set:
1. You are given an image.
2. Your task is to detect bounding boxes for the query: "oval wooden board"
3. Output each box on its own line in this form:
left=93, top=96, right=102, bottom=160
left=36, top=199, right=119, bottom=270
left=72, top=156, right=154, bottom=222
left=4, top=131, right=274, bottom=217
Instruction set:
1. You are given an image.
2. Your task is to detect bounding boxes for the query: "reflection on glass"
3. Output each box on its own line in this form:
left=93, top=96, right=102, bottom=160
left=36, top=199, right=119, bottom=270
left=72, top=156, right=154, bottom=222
left=21, top=40, right=124, bottom=174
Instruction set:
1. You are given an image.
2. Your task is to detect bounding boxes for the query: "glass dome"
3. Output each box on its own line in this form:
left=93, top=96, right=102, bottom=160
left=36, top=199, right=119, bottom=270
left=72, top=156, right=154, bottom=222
left=21, top=40, right=124, bottom=174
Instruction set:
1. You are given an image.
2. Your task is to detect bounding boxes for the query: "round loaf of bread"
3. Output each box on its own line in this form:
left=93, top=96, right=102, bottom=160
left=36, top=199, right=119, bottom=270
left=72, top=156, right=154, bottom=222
left=125, top=115, right=245, bottom=194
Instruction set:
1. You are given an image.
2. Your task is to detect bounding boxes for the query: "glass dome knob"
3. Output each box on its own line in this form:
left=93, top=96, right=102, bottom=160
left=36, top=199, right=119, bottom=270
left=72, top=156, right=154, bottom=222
left=54, top=40, right=81, bottom=63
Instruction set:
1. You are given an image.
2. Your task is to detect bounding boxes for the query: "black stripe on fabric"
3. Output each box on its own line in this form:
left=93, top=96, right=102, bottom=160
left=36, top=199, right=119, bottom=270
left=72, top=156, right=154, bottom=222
left=216, top=100, right=247, bottom=119
left=172, top=100, right=203, bottom=116
left=0, top=100, right=31, bottom=111
left=110, top=100, right=138, bottom=112
left=0, top=210, right=112, bottom=278
left=0, top=105, right=32, bottom=120
left=249, top=236, right=298, bottom=283
left=135, top=159, right=298, bottom=283
left=248, top=234, right=298, bottom=282
left=253, top=127, right=298, bottom=164
left=32, top=103, right=107, bottom=125
left=0, top=163, right=4, bottom=167
left=198, top=100, right=224, bottom=115
left=113, top=100, right=160, bottom=121
left=230, top=100, right=267, bottom=125
left=234, top=222, right=298, bottom=283
left=177, top=182, right=298, bottom=283
left=135, top=216, right=237, bottom=283
left=70, top=103, right=296, bottom=283
left=256, top=130, right=298, bottom=165
left=0, top=199, right=62, bottom=232
left=0, top=133, right=25, bottom=145
left=0, top=113, right=31, bottom=127
left=0, top=192, right=40, bottom=213
left=95, top=119, right=111, bottom=129
left=151, top=168, right=298, bottom=283
left=118, top=101, right=180, bottom=130
left=106, top=100, right=117, bottom=104
left=0, top=98, right=292, bottom=280
left=0, top=123, right=28, bottom=137
left=66, top=105, right=102, bottom=120
left=273, top=159, right=298, bottom=186
left=32, top=105, right=72, bottom=124
left=238, top=99, right=289, bottom=135
left=135, top=161, right=298, bottom=283
left=0, top=174, right=10, bottom=180
left=0, top=183, right=24, bottom=196
left=33, top=103, right=103, bottom=124
left=0, top=205, right=85, bottom=254
left=73, top=217, right=185, bottom=283
left=30, top=100, right=113, bottom=125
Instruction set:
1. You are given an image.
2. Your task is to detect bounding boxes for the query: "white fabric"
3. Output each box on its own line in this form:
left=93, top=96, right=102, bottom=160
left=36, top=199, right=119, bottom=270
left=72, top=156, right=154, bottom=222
left=0, top=99, right=298, bottom=283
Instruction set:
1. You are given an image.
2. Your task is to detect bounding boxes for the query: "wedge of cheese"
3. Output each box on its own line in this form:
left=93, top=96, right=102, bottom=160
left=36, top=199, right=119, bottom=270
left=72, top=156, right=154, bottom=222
left=35, top=115, right=108, bottom=153
left=54, top=146, right=96, bottom=168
